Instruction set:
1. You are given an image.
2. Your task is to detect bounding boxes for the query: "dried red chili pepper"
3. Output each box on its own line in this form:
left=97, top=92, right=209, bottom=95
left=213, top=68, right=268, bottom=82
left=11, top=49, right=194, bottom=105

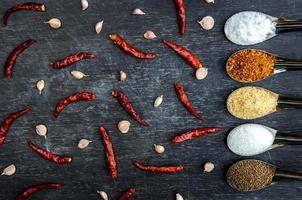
left=132, top=161, right=184, bottom=173
left=50, top=52, right=96, bottom=69
left=172, top=127, right=219, bottom=144
left=119, top=188, right=136, bottom=200
left=16, top=183, right=63, bottom=200
left=174, top=0, right=186, bottom=36
left=3, top=3, right=46, bottom=26
left=175, top=83, right=204, bottom=120
left=109, top=34, right=156, bottom=59
left=4, top=39, right=36, bottom=79
left=0, top=107, right=29, bottom=145
left=27, top=140, right=72, bottom=164
left=53, top=92, right=96, bottom=118
left=163, top=40, right=202, bottom=69
left=99, top=125, right=118, bottom=179
left=112, top=90, right=149, bottom=127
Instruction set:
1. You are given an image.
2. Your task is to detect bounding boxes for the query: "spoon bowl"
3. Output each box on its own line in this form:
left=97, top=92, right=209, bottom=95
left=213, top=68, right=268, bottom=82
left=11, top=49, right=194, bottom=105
left=226, top=49, right=302, bottom=83
left=224, top=11, right=302, bottom=45
left=227, top=159, right=302, bottom=192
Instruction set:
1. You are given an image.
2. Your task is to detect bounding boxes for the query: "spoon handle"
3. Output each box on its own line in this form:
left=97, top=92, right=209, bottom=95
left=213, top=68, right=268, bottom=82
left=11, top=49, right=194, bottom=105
left=276, top=18, right=302, bottom=33
left=275, top=58, right=302, bottom=70
left=275, top=132, right=302, bottom=145
left=277, top=96, right=302, bottom=109
left=275, top=168, right=302, bottom=181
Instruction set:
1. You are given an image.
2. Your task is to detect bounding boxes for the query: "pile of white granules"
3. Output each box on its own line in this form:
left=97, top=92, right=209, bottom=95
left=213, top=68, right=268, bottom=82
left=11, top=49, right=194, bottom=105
left=227, top=123, right=276, bottom=156
left=224, top=11, right=277, bottom=45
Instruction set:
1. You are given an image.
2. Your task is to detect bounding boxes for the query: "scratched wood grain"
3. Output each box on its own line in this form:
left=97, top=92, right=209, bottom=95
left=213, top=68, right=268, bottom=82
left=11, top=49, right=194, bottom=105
left=0, top=0, right=302, bottom=199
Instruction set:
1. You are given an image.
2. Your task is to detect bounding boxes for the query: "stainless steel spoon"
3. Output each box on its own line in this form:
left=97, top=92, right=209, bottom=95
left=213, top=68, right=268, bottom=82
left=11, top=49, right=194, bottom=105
left=226, top=49, right=302, bottom=83
left=227, top=159, right=302, bottom=192
left=224, top=11, right=302, bottom=45
left=227, top=123, right=302, bottom=156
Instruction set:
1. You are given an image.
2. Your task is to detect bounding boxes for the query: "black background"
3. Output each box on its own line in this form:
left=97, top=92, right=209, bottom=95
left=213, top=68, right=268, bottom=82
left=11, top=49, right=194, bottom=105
left=1, top=0, right=302, bottom=199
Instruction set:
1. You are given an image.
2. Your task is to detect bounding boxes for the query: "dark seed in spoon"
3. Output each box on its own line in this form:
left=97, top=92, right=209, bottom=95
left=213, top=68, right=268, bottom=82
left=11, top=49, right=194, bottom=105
left=227, top=49, right=276, bottom=83
left=226, top=159, right=276, bottom=191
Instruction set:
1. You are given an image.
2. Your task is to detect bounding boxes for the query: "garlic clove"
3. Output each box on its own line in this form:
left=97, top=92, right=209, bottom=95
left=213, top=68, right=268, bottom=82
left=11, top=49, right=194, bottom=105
left=36, top=80, right=45, bottom=95
left=204, top=0, right=214, bottom=3
left=119, top=71, right=127, bottom=82
left=97, top=190, right=109, bottom=200
left=45, top=18, right=62, bottom=29
left=71, top=70, right=89, bottom=80
left=176, top=193, right=184, bottom=200
left=78, top=139, right=92, bottom=149
left=95, top=20, right=104, bottom=34
left=1, top=164, right=16, bottom=176
left=82, top=0, right=88, bottom=10
left=154, top=144, right=165, bottom=154
left=35, top=124, right=47, bottom=136
left=144, top=31, right=157, bottom=40
left=154, top=95, right=163, bottom=107
left=117, top=120, right=131, bottom=133
left=198, top=16, right=215, bottom=30
left=203, top=162, right=215, bottom=172
left=132, top=8, right=145, bottom=15
left=195, top=68, right=208, bottom=80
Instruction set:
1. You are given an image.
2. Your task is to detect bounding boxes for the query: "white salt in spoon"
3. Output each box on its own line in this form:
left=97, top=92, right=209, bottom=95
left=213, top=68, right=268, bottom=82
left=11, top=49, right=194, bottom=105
left=224, top=11, right=302, bottom=45
left=227, top=123, right=302, bottom=156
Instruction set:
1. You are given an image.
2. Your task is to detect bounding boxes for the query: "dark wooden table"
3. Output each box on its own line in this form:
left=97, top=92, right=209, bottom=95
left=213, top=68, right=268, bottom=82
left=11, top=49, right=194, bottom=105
left=1, top=0, right=302, bottom=199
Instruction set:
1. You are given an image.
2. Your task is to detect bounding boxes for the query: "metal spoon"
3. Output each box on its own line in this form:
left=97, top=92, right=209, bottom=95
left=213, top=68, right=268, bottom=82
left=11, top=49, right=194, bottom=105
left=227, top=86, right=302, bottom=119
left=227, top=123, right=302, bottom=156
left=226, top=49, right=302, bottom=83
left=224, top=11, right=302, bottom=45
left=227, top=159, right=302, bottom=192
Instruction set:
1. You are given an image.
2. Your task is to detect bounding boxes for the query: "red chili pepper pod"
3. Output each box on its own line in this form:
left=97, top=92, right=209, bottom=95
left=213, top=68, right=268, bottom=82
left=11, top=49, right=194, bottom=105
left=132, top=161, right=184, bottom=173
left=172, top=127, right=219, bottom=144
left=99, top=125, right=118, bottom=179
left=50, top=52, right=96, bottom=69
left=175, top=83, right=204, bottom=120
left=4, top=39, right=36, bottom=79
left=174, top=0, right=186, bottom=36
left=112, top=90, right=149, bottom=126
left=0, top=107, right=30, bottom=145
left=119, top=188, right=136, bottom=200
left=27, top=140, right=72, bottom=164
left=53, top=92, right=96, bottom=118
left=16, top=183, right=63, bottom=200
left=163, top=40, right=202, bottom=69
left=3, top=3, right=46, bottom=26
left=109, top=34, right=156, bottom=59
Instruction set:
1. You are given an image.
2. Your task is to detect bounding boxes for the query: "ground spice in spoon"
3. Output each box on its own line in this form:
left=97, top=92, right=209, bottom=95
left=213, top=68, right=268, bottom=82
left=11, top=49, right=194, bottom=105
left=227, top=86, right=278, bottom=119
left=227, top=159, right=276, bottom=191
left=227, top=49, right=276, bottom=83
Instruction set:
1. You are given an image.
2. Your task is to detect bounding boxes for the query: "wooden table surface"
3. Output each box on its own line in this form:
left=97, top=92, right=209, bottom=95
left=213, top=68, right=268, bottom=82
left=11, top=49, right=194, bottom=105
left=1, top=0, right=302, bottom=199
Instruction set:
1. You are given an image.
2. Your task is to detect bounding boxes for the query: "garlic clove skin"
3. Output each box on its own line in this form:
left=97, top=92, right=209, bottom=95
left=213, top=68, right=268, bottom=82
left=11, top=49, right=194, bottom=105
left=198, top=16, right=215, bottom=30
left=71, top=70, right=89, bottom=79
left=36, top=80, right=45, bottom=95
left=154, top=144, right=165, bottom=154
left=45, top=18, right=62, bottom=29
left=195, top=68, right=208, bottom=80
left=144, top=31, right=157, bottom=40
left=154, top=95, right=163, bottom=107
left=78, top=139, right=92, bottom=149
left=118, top=120, right=131, bottom=134
left=82, top=0, right=88, bottom=10
left=119, top=71, right=127, bottom=82
left=176, top=193, right=184, bottom=200
left=204, top=0, right=214, bottom=3
left=95, top=20, right=104, bottom=34
left=1, top=164, right=16, bottom=176
left=97, top=190, right=109, bottom=200
left=132, top=8, right=145, bottom=15
left=203, top=162, right=215, bottom=172
left=35, top=124, right=47, bottom=136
